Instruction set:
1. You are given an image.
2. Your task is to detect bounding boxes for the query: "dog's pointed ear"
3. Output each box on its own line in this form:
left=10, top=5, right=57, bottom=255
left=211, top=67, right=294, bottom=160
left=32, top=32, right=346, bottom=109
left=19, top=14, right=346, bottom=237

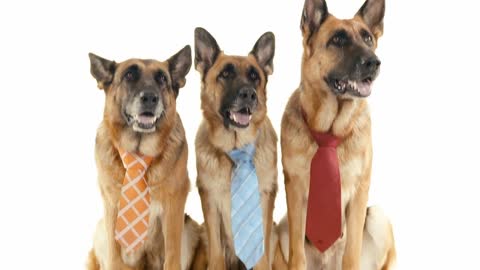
left=301, top=0, right=329, bottom=42
left=168, top=45, right=192, bottom=96
left=194, top=27, right=220, bottom=76
left=356, top=0, right=385, bottom=39
left=250, top=32, right=275, bottom=76
left=89, top=53, right=116, bottom=90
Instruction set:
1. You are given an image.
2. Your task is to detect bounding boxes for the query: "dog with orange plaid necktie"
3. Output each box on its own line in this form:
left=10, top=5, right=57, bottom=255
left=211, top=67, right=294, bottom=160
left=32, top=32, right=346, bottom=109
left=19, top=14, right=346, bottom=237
left=86, top=46, right=201, bottom=270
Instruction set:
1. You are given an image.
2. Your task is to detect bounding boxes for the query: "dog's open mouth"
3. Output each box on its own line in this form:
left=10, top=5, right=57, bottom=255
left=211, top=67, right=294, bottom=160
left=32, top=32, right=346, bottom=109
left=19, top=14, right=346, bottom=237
left=226, top=107, right=253, bottom=128
left=329, top=77, right=373, bottom=97
left=126, top=112, right=161, bottom=133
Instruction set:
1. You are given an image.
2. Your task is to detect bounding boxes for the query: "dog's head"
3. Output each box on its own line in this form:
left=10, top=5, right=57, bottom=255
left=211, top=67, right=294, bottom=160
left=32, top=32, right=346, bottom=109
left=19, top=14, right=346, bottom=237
left=301, top=0, right=384, bottom=98
left=194, top=27, right=275, bottom=130
left=89, top=46, right=191, bottom=133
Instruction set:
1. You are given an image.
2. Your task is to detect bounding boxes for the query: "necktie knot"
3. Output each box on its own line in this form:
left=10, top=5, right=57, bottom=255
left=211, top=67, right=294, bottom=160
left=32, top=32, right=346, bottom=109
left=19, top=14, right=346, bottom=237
left=301, top=109, right=340, bottom=147
left=118, top=148, right=154, bottom=170
left=310, top=131, right=340, bottom=148
left=228, top=143, right=256, bottom=164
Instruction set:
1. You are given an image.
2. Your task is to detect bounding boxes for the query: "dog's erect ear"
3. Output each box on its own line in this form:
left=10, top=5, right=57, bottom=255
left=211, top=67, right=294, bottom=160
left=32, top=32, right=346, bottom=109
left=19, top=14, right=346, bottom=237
left=194, top=27, right=220, bottom=76
left=301, top=0, right=329, bottom=42
left=250, top=32, right=275, bottom=76
left=356, top=0, right=385, bottom=39
left=89, top=53, right=116, bottom=90
left=168, top=45, right=192, bottom=96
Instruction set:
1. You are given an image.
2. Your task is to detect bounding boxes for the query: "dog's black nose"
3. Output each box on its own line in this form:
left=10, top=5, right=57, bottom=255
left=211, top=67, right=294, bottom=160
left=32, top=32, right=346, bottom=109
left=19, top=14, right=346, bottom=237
left=361, top=56, right=381, bottom=73
left=237, top=87, right=257, bottom=103
left=140, top=91, right=159, bottom=107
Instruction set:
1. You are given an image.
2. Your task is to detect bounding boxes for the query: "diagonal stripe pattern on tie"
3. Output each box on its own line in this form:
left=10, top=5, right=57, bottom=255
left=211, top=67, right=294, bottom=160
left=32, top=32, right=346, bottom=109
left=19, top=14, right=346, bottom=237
left=228, top=143, right=264, bottom=269
left=115, top=148, right=154, bottom=253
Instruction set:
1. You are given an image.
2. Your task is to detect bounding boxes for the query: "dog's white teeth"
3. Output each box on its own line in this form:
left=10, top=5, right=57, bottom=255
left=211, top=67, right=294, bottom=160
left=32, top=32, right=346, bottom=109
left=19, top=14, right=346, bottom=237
left=348, top=81, right=357, bottom=90
left=249, top=115, right=252, bottom=121
left=232, top=113, right=237, bottom=123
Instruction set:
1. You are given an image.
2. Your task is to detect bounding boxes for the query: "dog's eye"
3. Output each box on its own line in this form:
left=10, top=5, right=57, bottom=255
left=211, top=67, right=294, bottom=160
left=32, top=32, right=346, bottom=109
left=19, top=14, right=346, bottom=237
left=332, top=36, right=346, bottom=47
left=124, top=66, right=140, bottom=82
left=125, top=71, right=135, bottom=82
left=364, top=35, right=372, bottom=44
left=221, top=70, right=231, bottom=79
left=361, top=30, right=373, bottom=46
left=155, top=71, right=167, bottom=85
left=329, top=30, right=349, bottom=48
left=248, top=70, right=259, bottom=82
left=219, top=64, right=235, bottom=80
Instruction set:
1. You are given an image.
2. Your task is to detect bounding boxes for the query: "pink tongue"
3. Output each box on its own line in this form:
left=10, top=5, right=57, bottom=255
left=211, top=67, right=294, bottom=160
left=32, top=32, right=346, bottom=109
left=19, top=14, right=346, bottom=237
left=357, top=81, right=372, bottom=96
left=232, top=112, right=250, bottom=125
left=137, top=115, right=155, bottom=125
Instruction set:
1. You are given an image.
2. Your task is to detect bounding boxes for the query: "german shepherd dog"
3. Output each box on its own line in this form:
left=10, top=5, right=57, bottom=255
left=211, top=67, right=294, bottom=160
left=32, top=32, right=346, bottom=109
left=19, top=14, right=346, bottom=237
left=192, top=27, right=278, bottom=270
left=86, top=46, right=201, bottom=270
left=274, top=0, right=396, bottom=269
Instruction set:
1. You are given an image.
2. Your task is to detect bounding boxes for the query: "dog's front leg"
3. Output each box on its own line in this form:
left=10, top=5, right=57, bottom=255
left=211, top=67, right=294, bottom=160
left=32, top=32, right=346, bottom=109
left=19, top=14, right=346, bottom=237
left=103, top=202, right=123, bottom=270
left=160, top=189, right=187, bottom=270
left=342, top=179, right=370, bottom=270
left=284, top=172, right=309, bottom=270
left=254, top=191, right=276, bottom=270
left=199, top=187, right=226, bottom=270
left=97, top=172, right=124, bottom=270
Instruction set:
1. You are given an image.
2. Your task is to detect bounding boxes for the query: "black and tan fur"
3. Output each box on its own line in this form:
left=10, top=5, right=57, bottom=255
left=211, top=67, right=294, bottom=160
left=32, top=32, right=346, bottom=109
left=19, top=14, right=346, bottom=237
left=274, top=0, right=396, bottom=269
left=86, top=46, right=200, bottom=270
left=192, top=27, right=278, bottom=270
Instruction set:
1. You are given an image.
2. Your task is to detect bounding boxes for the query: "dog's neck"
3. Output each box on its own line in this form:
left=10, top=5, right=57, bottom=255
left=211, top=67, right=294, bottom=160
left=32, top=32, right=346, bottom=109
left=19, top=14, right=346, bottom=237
left=300, top=81, right=368, bottom=138
left=205, top=118, right=262, bottom=152
left=104, top=114, right=177, bottom=157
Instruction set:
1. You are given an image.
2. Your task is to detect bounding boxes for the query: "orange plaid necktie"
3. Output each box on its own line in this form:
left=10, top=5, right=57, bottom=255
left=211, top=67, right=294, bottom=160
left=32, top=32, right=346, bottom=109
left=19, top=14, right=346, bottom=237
left=115, top=148, right=154, bottom=253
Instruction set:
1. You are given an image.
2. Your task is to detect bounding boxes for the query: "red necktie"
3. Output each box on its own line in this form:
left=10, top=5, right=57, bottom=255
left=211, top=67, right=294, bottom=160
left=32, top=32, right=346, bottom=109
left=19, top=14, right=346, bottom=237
left=305, top=129, right=342, bottom=252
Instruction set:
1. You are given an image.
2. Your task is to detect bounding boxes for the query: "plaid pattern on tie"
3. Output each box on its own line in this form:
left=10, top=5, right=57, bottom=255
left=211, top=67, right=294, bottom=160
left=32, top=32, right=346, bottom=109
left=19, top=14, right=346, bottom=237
left=115, top=148, right=153, bottom=253
left=228, top=143, right=264, bottom=269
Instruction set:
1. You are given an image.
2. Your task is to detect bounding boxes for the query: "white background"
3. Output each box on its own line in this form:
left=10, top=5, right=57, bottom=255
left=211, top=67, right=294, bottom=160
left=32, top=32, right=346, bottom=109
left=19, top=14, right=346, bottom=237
left=1, top=0, right=479, bottom=269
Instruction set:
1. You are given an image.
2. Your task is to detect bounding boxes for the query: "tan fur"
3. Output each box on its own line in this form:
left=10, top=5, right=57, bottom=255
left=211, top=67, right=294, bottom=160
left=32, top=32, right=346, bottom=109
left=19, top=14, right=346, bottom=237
left=361, top=207, right=396, bottom=270
left=280, top=0, right=394, bottom=269
left=192, top=222, right=280, bottom=270
left=88, top=215, right=202, bottom=270
left=195, top=52, right=278, bottom=269
left=273, top=207, right=396, bottom=270
left=87, top=56, right=195, bottom=270
left=190, top=225, right=208, bottom=270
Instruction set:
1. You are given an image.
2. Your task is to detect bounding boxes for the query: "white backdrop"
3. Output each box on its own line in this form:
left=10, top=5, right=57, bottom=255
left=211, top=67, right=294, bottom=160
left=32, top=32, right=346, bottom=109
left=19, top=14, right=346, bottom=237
left=1, top=0, right=479, bottom=269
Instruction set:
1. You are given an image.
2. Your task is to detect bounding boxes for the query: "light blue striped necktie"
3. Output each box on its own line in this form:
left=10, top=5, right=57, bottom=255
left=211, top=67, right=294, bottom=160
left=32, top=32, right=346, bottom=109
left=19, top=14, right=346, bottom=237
left=228, top=143, right=264, bottom=269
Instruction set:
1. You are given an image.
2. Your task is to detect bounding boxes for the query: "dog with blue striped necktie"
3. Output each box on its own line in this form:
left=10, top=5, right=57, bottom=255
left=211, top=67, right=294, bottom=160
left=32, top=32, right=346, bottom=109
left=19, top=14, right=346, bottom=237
left=191, top=27, right=278, bottom=270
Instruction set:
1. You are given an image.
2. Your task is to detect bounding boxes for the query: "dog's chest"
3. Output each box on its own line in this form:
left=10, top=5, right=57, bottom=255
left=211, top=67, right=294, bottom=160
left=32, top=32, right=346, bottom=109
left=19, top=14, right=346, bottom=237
left=202, top=151, right=275, bottom=207
left=203, top=151, right=275, bottom=260
left=120, top=199, right=165, bottom=267
left=337, top=142, right=366, bottom=211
